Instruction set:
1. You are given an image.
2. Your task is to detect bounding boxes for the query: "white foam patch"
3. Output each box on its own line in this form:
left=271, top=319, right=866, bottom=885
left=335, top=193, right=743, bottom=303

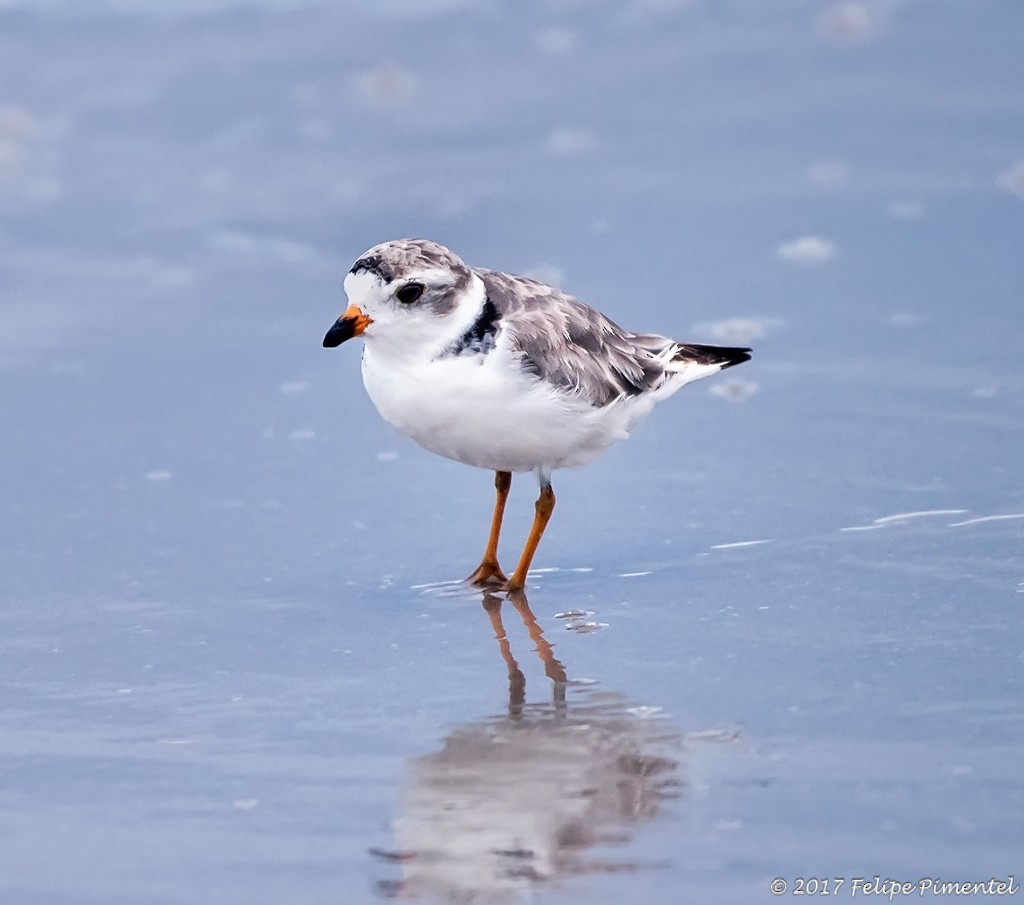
left=819, top=2, right=884, bottom=42
left=842, top=509, right=969, bottom=531
left=546, top=127, right=597, bottom=156
left=564, top=620, right=609, bottom=634
left=409, top=579, right=464, bottom=590
left=997, top=160, right=1024, bottom=199
left=873, top=509, right=969, bottom=525
left=808, top=159, right=849, bottom=188
left=710, top=539, right=770, bottom=550
left=0, top=106, right=37, bottom=171
left=626, top=705, right=666, bottom=719
left=777, top=236, right=836, bottom=266
left=948, top=513, right=1024, bottom=527
left=692, top=316, right=782, bottom=345
left=710, top=378, right=758, bottom=402
left=887, top=311, right=926, bottom=327
left=353, top=65, right=418, bottom=104
left=685, top=727, right=741, bottom=743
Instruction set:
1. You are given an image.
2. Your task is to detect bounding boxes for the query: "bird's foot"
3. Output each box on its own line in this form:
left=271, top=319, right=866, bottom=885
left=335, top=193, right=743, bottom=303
left=502, top=576, right=526, bottom=595
left=465, top=560, right=508, bottom=587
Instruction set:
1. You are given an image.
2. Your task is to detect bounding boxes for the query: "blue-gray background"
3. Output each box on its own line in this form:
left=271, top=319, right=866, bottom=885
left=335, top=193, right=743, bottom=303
left=1, top=1, right=1022, bottom=903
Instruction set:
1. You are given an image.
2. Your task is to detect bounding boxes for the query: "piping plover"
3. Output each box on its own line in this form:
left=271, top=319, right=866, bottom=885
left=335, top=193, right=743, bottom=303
left=324, top=239, right=751, bottom=591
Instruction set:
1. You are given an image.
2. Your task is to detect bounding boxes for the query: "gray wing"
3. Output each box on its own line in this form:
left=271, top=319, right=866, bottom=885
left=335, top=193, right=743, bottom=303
left=478, top=268, right=673, bottom=407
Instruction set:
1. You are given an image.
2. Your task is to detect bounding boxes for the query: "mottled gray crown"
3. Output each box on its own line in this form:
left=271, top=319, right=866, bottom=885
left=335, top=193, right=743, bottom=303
left=350, top=239, right=471, bottom=285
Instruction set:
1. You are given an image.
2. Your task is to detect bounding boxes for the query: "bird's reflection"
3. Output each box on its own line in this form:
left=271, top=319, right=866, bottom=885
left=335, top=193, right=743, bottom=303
left=372, top=589, right=688, bottom=902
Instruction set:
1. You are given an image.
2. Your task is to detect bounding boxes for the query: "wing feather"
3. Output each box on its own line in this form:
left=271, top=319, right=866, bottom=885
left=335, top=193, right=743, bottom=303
left=479, top=269, right=671, bottom=407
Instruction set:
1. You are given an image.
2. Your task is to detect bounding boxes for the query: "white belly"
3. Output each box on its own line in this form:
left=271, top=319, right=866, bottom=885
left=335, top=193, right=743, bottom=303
left=360, top=346, right=650, bottom=472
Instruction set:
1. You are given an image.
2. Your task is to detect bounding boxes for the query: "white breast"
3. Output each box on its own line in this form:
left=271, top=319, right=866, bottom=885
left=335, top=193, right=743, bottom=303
left=360, top=340, right=654, bottom=473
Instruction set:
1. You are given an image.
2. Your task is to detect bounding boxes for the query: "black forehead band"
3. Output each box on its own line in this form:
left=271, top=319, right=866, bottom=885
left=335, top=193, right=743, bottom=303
left=349, top=254, right=393, bottom=282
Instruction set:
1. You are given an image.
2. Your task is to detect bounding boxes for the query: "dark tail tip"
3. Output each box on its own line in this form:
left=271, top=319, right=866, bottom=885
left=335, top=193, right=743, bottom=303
left=674, top=343, right=752, bottom=369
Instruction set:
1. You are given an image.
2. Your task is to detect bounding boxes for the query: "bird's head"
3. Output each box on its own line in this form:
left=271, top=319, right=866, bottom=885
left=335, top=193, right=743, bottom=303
left=323, top=238, right=479, bottom=354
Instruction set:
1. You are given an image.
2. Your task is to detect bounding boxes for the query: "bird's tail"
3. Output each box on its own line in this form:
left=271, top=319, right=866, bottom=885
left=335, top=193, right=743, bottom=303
left=664, top=343, right=752, bottom=386
left=672, top=343, right=751, bottom=369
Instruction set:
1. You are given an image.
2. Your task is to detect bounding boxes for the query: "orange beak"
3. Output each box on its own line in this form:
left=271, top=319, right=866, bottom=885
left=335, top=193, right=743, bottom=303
left=322, top=304, right=373, bottom=347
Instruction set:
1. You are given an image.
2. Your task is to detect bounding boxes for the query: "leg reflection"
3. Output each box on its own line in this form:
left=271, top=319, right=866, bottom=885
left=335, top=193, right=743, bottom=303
left=507, top=590, right=568, bottom=689
left=482, top=592, right=526, bottom=714
left=482, top=588, right=567, bottom=713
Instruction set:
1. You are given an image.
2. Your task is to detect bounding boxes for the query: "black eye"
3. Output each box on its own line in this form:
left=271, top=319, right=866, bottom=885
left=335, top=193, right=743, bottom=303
left=396, top=282, right=424, bottom=304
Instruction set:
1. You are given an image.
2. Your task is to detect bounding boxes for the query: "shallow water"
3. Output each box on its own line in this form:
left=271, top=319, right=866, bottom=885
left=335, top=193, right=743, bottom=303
left=2, top=2, right=1023, bottom=903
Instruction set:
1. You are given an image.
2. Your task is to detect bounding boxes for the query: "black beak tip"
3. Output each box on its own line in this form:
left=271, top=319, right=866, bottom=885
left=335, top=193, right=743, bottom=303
left=323, top=320, right=353, bottom=348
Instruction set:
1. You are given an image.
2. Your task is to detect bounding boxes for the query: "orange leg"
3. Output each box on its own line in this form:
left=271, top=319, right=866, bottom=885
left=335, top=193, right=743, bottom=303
left=505, top=481, right=555, bottom=592
left=466, top=471, right=512, bottom=586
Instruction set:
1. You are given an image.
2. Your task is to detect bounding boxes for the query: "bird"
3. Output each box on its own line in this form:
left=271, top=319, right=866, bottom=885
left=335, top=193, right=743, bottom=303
left=323, top=239, right=751, bottom=592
